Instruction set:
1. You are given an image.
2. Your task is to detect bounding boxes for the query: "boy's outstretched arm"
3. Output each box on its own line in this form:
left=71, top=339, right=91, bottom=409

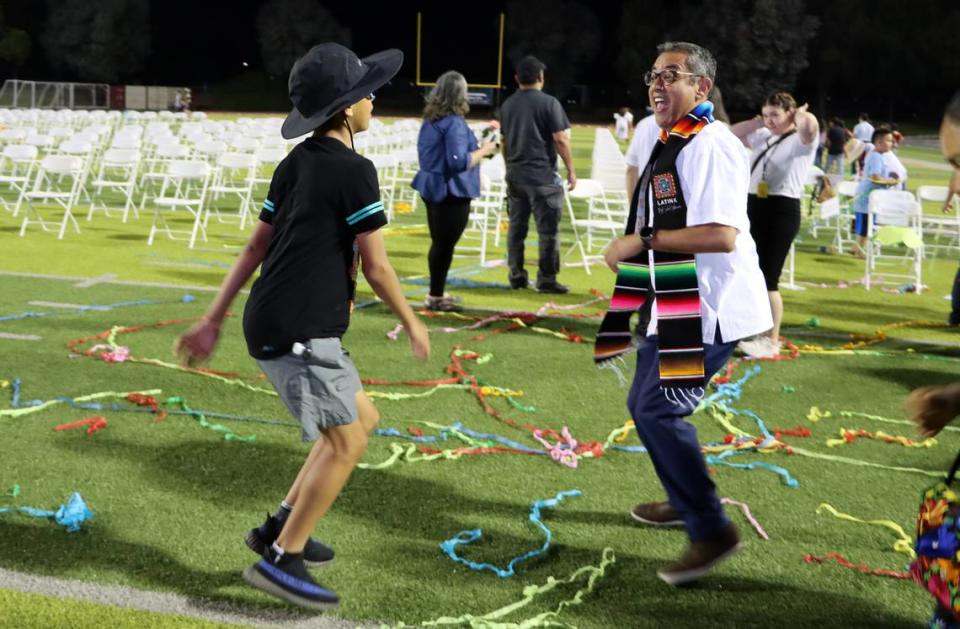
left=356, top=229, right=430, bottom=361
left=174, top=221, right=274, bottom=365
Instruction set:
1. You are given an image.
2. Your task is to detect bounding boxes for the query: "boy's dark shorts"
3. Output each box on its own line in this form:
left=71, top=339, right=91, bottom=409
left=256, top=338, right=362, bottom=442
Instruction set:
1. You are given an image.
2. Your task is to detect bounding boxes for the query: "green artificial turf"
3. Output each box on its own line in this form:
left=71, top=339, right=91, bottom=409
left=0, top=124, right=958, bottom=628
left=0, top=589, right=244, bottom=628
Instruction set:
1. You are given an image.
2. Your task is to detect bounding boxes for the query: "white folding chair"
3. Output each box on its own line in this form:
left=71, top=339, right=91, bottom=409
left=864, top=190, right=924, bottom=292
left=563, top=179, right=622, bottom=274
left=87, top=148, right=140, bottom=222
left=0, top=144, right=39, bottom=216
left=147, top=160, right=212, bottom=249
left=205, top=152, right=257, bottom=229
left=368, top=153, right=399, bottom=220
left=18, top=154, right=85, bottom=239
left=917, top=185, right=959, bottom=253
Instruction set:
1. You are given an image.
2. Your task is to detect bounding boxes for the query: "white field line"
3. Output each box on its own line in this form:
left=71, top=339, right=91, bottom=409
left=74, top=273, right=118, bottom=288
left=28, top=301, right=90, bottom=309
left=0, top=566, right=376, bottom=629
left=0, top=270, right=238, bottom=294
left=0, top=332, right=42, bottom=341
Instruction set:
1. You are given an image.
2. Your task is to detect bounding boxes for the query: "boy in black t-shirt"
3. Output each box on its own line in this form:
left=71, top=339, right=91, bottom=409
left=175, top=43, right=429, bottom=611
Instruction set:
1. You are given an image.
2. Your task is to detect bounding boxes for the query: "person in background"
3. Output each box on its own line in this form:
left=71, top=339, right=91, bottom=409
left=824, top=118, right=851, bottom=175
left=730, top=91, right=819, bottom=358
left=614, top=106, right=635, bottom=141
left=500, top=55, right=577, bottom=294
left=411, top=71, right=498, bottom=312
left=851, top=126, right=904, bottom=254
left=852, top=112, right=874, bottom=175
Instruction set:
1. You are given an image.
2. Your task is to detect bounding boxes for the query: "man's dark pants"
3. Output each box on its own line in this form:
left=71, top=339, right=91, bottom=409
left=506, top=181, right=563, bottom=287
left=627, top=333, right=737, bottom=543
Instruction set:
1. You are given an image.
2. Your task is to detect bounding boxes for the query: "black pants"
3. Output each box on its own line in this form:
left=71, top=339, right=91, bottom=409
left=425, top=195, right=472, bottom=297
left=506, top=181, right=564, bottom=286
left=747, top=194, right=801, bottom=291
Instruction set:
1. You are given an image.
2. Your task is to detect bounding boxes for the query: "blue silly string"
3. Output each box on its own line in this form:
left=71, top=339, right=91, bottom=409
left=375, top=427, right=444, bottom=443
left=401, top=277, right=512, bottom=290
left=374, top=422, right=546, bottom=455
left=705, top=449, right=799, bottom=488
left=0, top=295, right=194, bottom=323
left=439, top=489, right=582, bottom=578
left=699, top=365, right=797, bottom=486
left=608, top=444, right=648, bottom=453
left=0, top=492, right=94, bottom=532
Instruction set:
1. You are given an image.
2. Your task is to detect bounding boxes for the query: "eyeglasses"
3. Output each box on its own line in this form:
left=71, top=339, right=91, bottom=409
left=366, top=93, right=376, bottom=102
left=643, top=68, right=699, bottom=86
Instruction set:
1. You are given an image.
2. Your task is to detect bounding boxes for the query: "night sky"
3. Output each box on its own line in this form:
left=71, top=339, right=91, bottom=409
left=3, top=1, right=957, bottom=121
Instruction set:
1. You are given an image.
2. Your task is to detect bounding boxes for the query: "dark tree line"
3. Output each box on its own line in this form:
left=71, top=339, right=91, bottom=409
left=3, top=0, right=955, bottom=119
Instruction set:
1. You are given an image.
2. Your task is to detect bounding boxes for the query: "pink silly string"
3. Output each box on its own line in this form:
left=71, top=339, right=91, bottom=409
left=721, top=497, right=769, bottom=540
left=533, top=426, right=579, bottom=468
left=89, top=344, right=130, bottom=363
left=386, top=323, right=404, bottom=340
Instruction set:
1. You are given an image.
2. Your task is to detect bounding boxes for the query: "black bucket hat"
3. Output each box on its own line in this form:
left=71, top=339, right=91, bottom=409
left=281, top=43, right=403, bottom=140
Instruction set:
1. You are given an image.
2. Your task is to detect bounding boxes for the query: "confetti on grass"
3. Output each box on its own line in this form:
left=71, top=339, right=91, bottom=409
left=0, top=492, right=94, bottom=533
left=439, top=490, right=582, bottom=578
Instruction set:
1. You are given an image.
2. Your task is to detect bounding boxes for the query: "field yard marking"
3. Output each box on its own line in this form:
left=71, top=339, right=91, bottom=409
left=0, top=332, right=41, bottom=341
left=0, top=270, right=232, bottom=294
left=74, top=273, right=118, bottom=288
left=28, top=301, right=91, bottom=309
left=0, top=566, right=373, bottom=628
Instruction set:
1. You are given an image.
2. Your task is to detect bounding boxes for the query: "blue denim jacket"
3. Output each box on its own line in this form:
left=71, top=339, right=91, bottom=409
left=411, top=114, right=480, bottom=203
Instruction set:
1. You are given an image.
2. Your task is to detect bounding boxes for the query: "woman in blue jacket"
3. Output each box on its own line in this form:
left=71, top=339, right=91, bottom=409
left=412, top=71, right=497, bottom=311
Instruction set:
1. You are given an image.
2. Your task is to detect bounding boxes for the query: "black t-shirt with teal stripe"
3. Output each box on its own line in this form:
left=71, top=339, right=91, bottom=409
left=242, top=136, right=387, bottom=359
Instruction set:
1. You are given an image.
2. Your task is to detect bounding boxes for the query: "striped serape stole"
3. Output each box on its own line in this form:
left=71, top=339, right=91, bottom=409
left=651, top=252, right=704, bottom=391
left=594, top=258, right=651, bottom=362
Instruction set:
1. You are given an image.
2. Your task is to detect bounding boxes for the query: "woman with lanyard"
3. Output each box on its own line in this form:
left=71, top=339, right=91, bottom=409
left=731, top=91, right=818, bottom=358
left=412, top=71, right=498, bottom=312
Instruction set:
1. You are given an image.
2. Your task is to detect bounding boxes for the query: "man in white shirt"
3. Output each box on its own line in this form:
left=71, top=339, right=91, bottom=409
left=603, top=41, right=771, bottom=586
left=852, top=113, right=875, bottom=175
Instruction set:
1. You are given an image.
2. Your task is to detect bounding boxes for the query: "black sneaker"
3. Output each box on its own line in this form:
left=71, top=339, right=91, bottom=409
left=509, top=278, right=531, bottom=290
left=536, top=281, right=569, bottom=294
left=242, top=545, right=339, bottom=610
left=245, top=513, right=335, bottom=568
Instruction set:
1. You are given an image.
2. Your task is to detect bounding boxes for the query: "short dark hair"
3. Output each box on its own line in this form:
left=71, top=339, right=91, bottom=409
left=859, top=112, right=870, bottom=121
left=871, top=125, right=893, bottom=143
left=515, top=56, right=546, bottom=85
left=763, top=91, right=797, bottom=111
left=946, top=91, right=960, bottom=125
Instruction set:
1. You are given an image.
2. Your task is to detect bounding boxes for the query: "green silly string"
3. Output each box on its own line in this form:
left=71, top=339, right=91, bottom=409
left=164, top=397, right=256, bottom=443
left=382, top=548, right=615, bottom=628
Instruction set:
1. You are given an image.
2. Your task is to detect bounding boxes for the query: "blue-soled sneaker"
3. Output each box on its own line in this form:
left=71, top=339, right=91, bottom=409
left=242, top=546, right=339, bottom=610
left=245, top=513, right=335, bottom=568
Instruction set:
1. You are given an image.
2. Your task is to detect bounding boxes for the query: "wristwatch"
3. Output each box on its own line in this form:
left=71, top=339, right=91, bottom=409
left=639, top=226, right=655, bottom=244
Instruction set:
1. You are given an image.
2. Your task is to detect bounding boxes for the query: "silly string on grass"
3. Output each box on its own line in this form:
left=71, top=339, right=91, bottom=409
left=439, top=489, right=582, bottom=578
left=803, top=552, right=910, bottom=580
left=383, top=548, right=616, bottom=629
left=0, top=492, right=94, bottom=533
left=815, top=503, right=915, bottom=559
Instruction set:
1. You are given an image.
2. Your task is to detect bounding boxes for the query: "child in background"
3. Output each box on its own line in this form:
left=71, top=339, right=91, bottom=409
left=614, top=107, right=634, bottom=141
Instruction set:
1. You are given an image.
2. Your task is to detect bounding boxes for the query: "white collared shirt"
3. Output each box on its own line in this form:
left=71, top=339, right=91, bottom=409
left=746, top=127, right=817, bottom=199
left=635, top=121, right=772, bottom=343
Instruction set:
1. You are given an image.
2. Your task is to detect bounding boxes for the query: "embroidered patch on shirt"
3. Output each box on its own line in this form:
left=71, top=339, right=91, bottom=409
left=653, top=173, right=677, bottom=200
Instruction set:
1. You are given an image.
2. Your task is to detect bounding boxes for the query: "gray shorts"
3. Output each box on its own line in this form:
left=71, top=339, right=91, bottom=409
left=256, top=338, right=362, bottom=442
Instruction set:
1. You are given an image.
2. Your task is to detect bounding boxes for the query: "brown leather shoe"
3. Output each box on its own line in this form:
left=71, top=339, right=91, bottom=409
left=629, top=501, right=684, bottom=527
left=657, top=524, right=742, bottom=586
